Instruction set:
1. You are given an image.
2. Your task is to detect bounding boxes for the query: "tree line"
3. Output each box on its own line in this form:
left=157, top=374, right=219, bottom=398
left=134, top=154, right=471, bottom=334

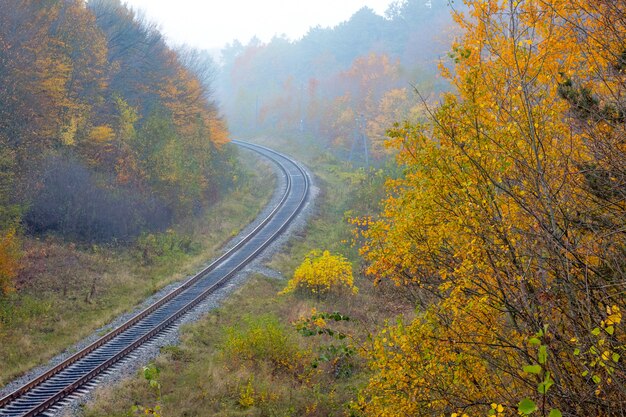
left=217, top=0, right=456, bottom=162
left=0, top=0, right=236, bottom=294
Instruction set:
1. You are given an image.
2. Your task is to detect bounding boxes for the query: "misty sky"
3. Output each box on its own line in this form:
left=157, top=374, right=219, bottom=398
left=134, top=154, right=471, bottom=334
left=123, top=0, right=397, bottom=51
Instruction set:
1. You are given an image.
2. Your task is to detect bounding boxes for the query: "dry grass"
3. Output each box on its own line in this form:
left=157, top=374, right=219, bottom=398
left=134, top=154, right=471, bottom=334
left=84, top=276, right=371, bottom=417
left=0, top=149, right=275, bottom=387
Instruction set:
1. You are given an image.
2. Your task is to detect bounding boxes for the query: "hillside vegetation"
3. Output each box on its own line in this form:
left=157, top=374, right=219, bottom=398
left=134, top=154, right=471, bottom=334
left=0, top=0, right=257, bottom=386
left=0, top=0, right=235, bottom=250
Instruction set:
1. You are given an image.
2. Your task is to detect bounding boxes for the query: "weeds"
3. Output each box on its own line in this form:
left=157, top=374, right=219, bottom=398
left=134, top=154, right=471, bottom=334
left=221, top=314, right=305, bottom=374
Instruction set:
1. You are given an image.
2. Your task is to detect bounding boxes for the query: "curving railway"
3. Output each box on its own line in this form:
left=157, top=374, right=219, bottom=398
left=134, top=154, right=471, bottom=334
left=0, top=141, right=310, bottom=417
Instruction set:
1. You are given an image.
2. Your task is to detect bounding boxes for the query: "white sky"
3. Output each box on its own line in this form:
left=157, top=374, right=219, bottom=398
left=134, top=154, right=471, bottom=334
left=122, top=0, right=397, bottom=51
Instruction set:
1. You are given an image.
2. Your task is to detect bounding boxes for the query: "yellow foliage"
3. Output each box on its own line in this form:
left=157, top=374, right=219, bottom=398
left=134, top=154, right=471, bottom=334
left=357, top=0, right=626, bottom=415
left=59, top=116, right=79, bottom=146
left=280, top=250, right=356, bottom=297
left=114, top=95, right=138, bottom=142
left=238, top=377, right=255, bottom=408
left=89, top=125, right=115, bottom=143
left=0, top=229, right=20, bottom=296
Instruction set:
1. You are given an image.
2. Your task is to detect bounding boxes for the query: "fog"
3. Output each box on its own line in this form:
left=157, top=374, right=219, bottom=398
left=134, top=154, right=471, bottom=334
left=122, top=0, right=399, bottom=50
left=211, top=0, right=457, bottom=164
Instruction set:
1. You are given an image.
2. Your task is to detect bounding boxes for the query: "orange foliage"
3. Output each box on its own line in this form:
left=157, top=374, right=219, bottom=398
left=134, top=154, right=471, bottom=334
left=0, top=229, right=20, bottom=296
left=1, top=0, right=233, bottom=232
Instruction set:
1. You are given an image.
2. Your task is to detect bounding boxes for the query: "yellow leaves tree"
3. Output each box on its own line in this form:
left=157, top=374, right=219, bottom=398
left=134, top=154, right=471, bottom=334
left=317, top=53, right=403, bottom=157
left=280, top=250, right=357, bottom=298
left=356, top=0, right=626, bottom=415
left=366, top=88, right=429, bottom=159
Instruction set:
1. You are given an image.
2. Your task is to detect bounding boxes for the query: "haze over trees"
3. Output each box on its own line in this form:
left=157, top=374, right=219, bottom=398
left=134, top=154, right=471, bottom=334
left=217, top=0, right=456, bottom=162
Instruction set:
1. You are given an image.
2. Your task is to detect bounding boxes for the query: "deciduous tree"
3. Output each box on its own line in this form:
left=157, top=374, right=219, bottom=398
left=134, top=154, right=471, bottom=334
left=357, top=0, right=626, bottom=415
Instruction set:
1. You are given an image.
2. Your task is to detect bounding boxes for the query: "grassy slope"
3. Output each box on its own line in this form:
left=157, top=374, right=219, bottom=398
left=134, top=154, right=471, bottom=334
left=0, top=149, right=275, bottom=387
left=82, top=137, right=412, bottom=417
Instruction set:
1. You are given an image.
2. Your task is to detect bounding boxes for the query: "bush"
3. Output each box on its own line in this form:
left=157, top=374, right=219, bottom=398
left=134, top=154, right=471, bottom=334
left=221, top=314, right=303, bottom=373
left=135, top=229, right=199, bottom=264
left=24, top=155, right=171, bottom=243
left=280, top=250, right=357, bottom=297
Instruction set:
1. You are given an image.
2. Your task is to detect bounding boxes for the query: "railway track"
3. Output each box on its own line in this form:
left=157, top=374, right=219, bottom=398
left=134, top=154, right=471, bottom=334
left=0, top=141, right=310, bottom=417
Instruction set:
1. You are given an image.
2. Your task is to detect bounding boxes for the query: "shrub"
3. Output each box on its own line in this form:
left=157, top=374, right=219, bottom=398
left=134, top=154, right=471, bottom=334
left=0, top=229, right=20, bottom=295
left=280, top=250, right=357, bottom=297
left=24, top=155, right=171, bottom=243
left=221, top=314, right=303, bottom=373
left=135, top=229, right=198, bottom=264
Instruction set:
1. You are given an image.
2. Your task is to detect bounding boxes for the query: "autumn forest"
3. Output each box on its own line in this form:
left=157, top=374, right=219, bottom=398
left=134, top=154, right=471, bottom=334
left=1, top=0, right=625, bottom=416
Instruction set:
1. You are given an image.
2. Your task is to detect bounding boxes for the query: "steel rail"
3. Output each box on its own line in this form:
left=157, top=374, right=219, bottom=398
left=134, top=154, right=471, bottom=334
left=0, top=141, right=309, bottom=417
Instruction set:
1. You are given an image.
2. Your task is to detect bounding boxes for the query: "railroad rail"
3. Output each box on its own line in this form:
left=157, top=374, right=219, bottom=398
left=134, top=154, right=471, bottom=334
left=0, top=141, right=310, bottom=417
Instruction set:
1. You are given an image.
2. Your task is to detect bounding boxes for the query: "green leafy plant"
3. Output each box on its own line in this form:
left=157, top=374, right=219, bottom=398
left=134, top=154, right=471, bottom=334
left=295, top=310, right=357, bottom=377
left=221, top=314, right=302, bottom=373
left=518, top=327, right=561, bottom=417
left=130, top=363, right=163, bottom=416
